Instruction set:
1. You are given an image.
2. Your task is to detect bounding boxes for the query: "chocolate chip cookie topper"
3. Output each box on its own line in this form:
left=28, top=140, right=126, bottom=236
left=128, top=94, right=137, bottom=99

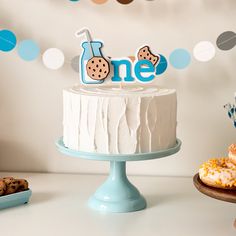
left=137, top=45, right=160, bottom=66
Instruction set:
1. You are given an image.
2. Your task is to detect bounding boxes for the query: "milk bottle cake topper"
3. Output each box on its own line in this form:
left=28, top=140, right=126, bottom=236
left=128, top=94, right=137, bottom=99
left=76, top=28, right=110, bottom=84
left=76, top=28, right=161, bottom=85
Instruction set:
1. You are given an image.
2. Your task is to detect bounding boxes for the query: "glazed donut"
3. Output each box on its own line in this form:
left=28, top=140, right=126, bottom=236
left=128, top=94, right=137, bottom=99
left=199, top=158, right=236, bottom=190
left=228, top=144, right=236, bottom=165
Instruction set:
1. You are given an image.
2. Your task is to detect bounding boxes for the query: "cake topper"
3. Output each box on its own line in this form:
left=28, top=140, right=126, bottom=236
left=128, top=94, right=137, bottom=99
left=76, top=28, right=163, bottom=85
left=137, top=46, right=160, bottom=66
left=75, top=28, right=110, bottom=84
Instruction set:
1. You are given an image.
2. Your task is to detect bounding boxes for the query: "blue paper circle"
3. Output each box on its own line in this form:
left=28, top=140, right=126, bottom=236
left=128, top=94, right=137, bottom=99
left=169, top=48, right=191, bottom=69
left=17, top=40, right=40, bottom=61
left=0, top=29, right=17, bottom=52
left=156, top=54, right=168, bottom=75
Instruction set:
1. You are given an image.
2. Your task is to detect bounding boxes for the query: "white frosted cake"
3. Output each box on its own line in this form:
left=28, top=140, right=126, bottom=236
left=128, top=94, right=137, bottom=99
left=63, top=85, right=177, bottom=154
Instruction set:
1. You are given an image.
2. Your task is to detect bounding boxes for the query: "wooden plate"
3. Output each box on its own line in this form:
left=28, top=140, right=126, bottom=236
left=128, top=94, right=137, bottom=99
left=193, top=174, right=236, bottom=203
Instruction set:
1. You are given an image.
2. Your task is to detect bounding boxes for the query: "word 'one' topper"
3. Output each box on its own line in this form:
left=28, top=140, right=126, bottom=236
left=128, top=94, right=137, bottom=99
left=76, top=28, right=162, bottom=85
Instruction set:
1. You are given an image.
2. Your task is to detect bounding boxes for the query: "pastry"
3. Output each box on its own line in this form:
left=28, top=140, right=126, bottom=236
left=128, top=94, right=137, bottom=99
left=17, top=179, right=29, bottom=192
left=199, top=158, right=236, bottom=190
left=228, top=143, right=236, bottom=165
left=0, top=180, right=6, bottom=196
left=4, top=179, right=19, bottom=195
left=63, top=85, right=177, bottom=154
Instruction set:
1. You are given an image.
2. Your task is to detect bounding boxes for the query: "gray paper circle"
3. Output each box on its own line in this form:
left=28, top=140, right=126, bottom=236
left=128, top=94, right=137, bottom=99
left=216, top=31, right=236, bottom=51
left=71, top=55, right=80, bottom=73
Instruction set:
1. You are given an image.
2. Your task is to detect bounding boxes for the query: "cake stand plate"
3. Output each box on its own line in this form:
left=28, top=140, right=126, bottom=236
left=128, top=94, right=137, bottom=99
left=56, top=137, right=181, bottom=213
left=193, top=174, right=236, bottom=203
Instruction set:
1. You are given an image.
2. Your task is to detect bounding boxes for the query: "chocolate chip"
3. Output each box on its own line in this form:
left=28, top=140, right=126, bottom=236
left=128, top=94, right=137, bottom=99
left=89, top=67, right=91, bottom=69
left=143, top=50, right=145, bottom=52
left=98, top=75, right=101, bottom=78
left=92, top=74, right=94, bottom=77
left=93, top=69, right=96, bottom=72
left=96, top=65, right=99, bottom=68
left=92, top=61, right=94, bottom=63
left=149, top=57, right=152, bottom=60
left=99, top=69, right=102, bottom=72
left=103, top=64, right=105, bottom=67
left=99, top=59, right=101, bottom=62
left=144, top=57, right=146, bottom=59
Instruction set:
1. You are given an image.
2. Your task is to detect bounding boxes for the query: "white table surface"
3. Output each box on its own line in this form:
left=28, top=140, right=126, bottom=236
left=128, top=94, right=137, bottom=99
left=0, top=172, right=235, bottom=236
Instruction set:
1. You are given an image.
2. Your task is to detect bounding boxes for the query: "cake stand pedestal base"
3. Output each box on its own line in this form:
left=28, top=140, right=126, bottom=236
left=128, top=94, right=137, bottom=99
left=88, top=161, right=146, bottom=213
left=56, top=137, right=181, bottom=213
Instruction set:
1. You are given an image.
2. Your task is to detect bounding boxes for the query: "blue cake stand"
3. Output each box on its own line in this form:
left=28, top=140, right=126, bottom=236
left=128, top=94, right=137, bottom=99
left=56, top=137, right=181, bottom=213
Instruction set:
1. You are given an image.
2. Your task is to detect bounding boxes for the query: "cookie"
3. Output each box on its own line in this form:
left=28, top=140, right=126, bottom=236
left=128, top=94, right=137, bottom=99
left=4, top=179, right=19, bottom=195
left=0, top=180, right=6, bottom=196
left=86, top=56, right=110, bottom=80
left=137, top=46, right=159, bottom=66
left=2, top=177, right=14, bottom=185
left=17, top=179, right=29, bottom=192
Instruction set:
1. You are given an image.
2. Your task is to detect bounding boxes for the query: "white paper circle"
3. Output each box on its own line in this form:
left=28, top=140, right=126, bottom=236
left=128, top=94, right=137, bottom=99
left=193, top=41, right=216, bottom=62
left=42, top=48, right=65, bottom=70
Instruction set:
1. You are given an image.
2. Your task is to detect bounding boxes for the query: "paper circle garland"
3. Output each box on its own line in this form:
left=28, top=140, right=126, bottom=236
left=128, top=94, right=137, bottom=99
left=71, top=55, right=80, bottom=72
left=216, top=31, right=236, bottom=51
left=42, top=48, right=65, bottom=70
left=0, top=29, right=17, bottom=52
left=116, top=0, right=134, bottom=4
left=17, top=40, right=40, bottom=61
left=193, top=41, right=215, bottom=62
left=169, top=48, right=191, bottom=69
left=68, top=0, right=154, bottom=3
left=92, top=0, right=108, bottom=4
left=0, top=26, right=235, bottom=74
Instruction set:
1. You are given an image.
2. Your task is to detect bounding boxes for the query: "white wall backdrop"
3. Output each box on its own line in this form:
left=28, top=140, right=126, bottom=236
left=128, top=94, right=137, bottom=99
left=0, top=0, right=235, bottom=176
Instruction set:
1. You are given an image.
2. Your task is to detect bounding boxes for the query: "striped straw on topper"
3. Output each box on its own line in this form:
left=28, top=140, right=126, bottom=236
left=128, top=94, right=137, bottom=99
left=75, top=28, right=94, bottom=58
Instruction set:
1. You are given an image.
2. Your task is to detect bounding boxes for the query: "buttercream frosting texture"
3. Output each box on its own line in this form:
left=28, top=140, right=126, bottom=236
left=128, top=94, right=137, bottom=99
left=63, top=85, right=177, bottom=154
